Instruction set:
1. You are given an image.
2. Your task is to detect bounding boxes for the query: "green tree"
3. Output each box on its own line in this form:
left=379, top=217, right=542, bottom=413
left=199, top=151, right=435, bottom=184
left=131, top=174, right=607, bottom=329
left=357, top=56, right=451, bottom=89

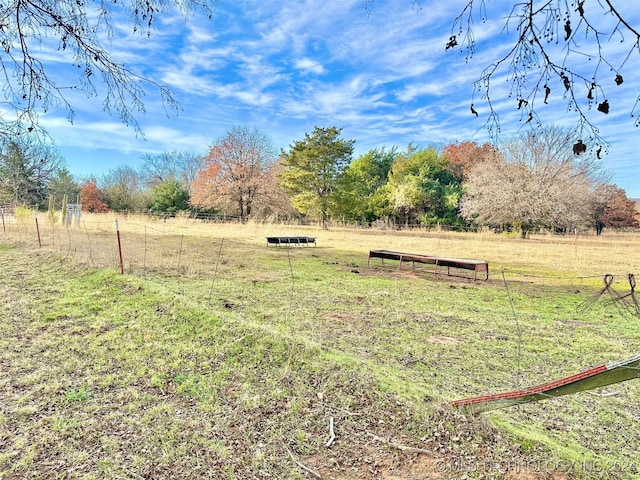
left=47, top=167, right=80, bottom=208
left=0, top=138, right=63, bottom=207
left=278, top=126, right=354, bottom=228
left=335, top=147, right=397, bottom=223
left=149, top=179, right=190, bottom=214
left=378, top=145, right=464, bottom=227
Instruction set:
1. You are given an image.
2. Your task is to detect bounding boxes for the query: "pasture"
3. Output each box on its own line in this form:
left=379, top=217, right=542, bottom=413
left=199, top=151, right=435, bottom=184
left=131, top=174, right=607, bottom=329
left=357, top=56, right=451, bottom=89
left=1, top=213, right=640, bottom=479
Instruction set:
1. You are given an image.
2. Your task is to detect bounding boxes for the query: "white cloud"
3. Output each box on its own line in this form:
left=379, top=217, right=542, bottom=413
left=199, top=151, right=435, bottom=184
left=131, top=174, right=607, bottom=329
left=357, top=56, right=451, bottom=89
left=26, top=0, right=639, bottom=197
left=294, top=58, right=325, bottom=75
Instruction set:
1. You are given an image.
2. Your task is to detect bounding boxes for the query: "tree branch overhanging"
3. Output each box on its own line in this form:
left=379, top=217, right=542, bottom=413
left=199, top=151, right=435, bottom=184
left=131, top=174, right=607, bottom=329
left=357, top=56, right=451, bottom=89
left=449, top=0, right=640, bottom=155
left=0, top=0, right=216, bottom=139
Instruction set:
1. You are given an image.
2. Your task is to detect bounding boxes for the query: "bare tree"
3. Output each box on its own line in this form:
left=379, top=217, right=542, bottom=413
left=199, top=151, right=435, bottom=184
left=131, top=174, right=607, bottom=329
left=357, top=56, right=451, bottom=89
left=251, top=157, right=298, bottom=220
left=100, top=165, right=145, bottom=212
left=448, top=1, right=640, bottom=153
left=460, top=127, right=599, bottom=237
left=175, top=152, right=206, bottom=195
left=139, top=151, right=205, bottom=194
left=0, top=0, right=216, bottom=138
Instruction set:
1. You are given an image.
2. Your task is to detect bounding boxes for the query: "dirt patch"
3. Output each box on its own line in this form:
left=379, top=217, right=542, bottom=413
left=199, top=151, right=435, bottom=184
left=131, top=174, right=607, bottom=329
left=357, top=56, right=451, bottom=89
left=328, top=312, right=360, bottom=322
left=297, top=413, right=572, bottom=480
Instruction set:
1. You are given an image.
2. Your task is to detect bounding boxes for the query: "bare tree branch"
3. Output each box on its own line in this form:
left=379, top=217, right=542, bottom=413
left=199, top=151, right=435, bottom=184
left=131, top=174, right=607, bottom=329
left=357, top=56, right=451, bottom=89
left=449, top=1, right=640, bottom=153
left=0, top=0, right=216, bottom=139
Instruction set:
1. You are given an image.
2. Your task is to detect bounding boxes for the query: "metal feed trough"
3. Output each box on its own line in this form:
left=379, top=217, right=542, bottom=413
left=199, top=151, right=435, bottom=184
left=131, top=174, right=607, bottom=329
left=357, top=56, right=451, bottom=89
left=368, top=249, right=489, bottom=281
left=266, top=236, right=317, bottom=247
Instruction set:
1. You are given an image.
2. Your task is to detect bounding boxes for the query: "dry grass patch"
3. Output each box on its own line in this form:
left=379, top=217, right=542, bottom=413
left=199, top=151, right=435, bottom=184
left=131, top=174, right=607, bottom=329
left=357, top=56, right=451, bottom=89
left=2, top=216, right=640, bottom=479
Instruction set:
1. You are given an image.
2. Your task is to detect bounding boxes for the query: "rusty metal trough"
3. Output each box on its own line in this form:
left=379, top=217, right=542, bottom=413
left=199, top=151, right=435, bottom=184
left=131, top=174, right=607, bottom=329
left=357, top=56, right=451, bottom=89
left=368, top=249, right=489, bottom=281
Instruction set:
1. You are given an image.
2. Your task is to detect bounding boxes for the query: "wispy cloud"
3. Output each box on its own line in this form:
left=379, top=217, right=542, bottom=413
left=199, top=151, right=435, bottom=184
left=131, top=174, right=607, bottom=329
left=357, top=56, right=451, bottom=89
left=33, top=0, right=640, bottom=197
left=294, top=58, right=325, bottom=75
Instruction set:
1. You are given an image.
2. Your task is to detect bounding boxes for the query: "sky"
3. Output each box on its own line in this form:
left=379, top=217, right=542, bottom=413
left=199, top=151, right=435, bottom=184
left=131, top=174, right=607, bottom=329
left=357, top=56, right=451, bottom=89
left=35, top=0, right=640, bottom=197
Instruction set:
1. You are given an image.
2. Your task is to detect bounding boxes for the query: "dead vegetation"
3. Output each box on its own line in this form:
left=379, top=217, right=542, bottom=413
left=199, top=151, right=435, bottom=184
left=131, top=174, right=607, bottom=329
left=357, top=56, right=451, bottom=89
left=1, top=216, right=640, bottom=479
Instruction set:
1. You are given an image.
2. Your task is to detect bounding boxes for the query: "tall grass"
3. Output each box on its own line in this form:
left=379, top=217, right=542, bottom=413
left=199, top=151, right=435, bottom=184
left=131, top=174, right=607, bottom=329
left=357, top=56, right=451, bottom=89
left=3, top=210, right=639, bottom=277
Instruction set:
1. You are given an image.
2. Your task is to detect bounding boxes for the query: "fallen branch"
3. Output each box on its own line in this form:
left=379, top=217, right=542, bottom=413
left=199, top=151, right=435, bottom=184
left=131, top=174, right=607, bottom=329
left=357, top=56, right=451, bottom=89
left=366, top=432, right=432, bottom=454
left=282, top=443, right=321, bottom=479
left=325, top=417, right=335, bottom=447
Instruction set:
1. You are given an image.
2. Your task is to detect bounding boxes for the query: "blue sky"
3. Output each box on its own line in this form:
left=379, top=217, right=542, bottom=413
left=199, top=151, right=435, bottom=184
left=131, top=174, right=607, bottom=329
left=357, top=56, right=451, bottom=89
left=38, top=1, right=640, bottom=197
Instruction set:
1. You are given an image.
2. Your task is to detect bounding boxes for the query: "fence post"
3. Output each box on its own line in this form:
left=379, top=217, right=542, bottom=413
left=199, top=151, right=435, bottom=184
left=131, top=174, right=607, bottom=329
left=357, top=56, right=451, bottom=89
left=35, top=213, right=42, bottom=248
left=116, top=219, right=124, bottom=274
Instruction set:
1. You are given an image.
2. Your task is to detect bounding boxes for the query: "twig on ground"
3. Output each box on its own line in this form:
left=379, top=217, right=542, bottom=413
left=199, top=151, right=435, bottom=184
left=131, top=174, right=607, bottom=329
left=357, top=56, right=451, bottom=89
left=282, top=443, right=322, bottom=479
left=366, top=432, right=432, bottom=454
left=588, top=390, right=620, bottom=397
left=325, top=417, right=335, bottom=447
left=336, top=406, right=362, bottom=416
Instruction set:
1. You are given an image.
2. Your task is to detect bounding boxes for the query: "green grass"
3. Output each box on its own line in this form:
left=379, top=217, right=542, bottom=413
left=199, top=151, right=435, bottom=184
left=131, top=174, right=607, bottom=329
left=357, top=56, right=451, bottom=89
left=1, top=226, right=640, bottom=479
left=64, top=385, right=92, bottom=403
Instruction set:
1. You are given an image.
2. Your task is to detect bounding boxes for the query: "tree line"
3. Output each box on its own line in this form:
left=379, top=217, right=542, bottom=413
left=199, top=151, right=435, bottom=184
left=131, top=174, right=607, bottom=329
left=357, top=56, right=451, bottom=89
left=0, top=125, right=638, bottom=236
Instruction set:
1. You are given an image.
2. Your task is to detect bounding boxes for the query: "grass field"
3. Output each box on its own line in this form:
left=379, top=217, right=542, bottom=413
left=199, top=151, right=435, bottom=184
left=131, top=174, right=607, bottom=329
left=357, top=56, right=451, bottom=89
left=1, top=213, right=640, bottom=479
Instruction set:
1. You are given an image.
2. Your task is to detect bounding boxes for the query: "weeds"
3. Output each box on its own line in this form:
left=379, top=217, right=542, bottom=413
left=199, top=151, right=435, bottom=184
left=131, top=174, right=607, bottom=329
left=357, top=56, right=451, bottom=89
left=64, top=385, right=91, bottom=403
left=1, top=217, right=640, bottom=479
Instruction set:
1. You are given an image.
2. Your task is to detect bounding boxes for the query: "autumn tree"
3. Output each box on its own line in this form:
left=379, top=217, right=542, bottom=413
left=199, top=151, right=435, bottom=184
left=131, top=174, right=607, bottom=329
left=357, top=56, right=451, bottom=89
left=591, top=184, right=640, bottom=234
left=460, top=127, right=599, bottom=237
left=0, top=137, right=63, bottom=207
left=191, top=126, right=276, bottom=218
left=278, top=126, right=354, bottom=228
left=447, top=2, right=640, bottom=152
left=442, top=141, right=499, bottom=181
left=0, top=0, right=216, bottom=138
left=80, top=179, right=109, bottom=213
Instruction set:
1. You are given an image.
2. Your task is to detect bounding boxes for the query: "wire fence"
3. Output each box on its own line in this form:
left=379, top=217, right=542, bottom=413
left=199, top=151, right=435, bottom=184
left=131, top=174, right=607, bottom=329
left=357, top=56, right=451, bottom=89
left=2, top=210, right=640, bottom=469
left=0, top=210, right=640, bottom=472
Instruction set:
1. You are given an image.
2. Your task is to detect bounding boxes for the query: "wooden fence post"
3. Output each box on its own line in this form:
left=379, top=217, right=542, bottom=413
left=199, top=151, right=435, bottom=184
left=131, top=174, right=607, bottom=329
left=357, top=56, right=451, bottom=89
left=35, top=214, right=42, bottom=248
left=116, top=219, right=124, bottom=274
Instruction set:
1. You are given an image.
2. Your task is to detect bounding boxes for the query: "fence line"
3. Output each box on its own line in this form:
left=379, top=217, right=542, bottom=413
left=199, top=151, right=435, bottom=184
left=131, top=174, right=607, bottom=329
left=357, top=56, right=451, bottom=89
left=2, top=212, right=640, bottom=433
